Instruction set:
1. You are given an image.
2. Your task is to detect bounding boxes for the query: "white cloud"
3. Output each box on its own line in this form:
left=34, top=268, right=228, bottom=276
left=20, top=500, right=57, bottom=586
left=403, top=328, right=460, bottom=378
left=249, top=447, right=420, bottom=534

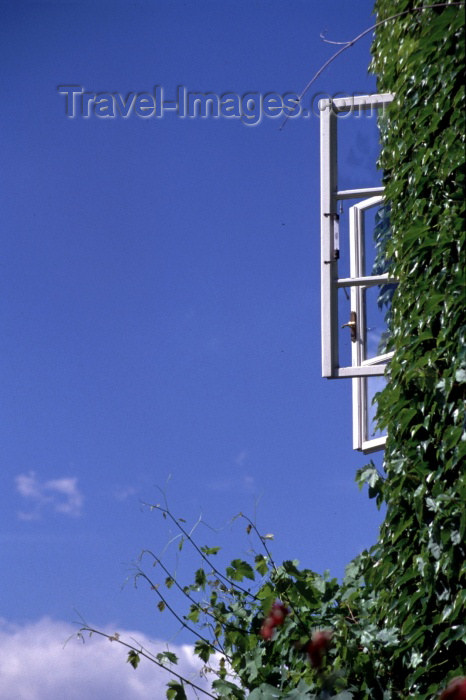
left=234, top=451, right=248, bottom=467
left=113, top=485, right=138, bottom=502
left=243, top=475, right=255, bottom=491
left=0, top=618, right=218, bottom=700
left=207, top=452, right=255, bottom=494
left=15, top=471, right=83, bottom=520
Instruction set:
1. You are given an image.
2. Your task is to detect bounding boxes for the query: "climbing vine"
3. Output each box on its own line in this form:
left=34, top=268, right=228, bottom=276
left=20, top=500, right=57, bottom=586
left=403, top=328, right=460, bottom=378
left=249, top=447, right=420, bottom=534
left=362, top=0, right=466, bottom=695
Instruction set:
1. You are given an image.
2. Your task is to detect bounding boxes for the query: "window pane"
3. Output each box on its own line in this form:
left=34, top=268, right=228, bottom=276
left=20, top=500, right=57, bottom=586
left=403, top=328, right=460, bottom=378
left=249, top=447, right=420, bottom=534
left=332, top=200, right=352, bottom=280
left=338, top=286, right=353, bottom=368
left=366, top=375, right=387, bottom=442
left=361, top=203, right=378, bottom=276
left=336, top=110, right=383, bottom=192
left=363, top=285, right=392, bottom=360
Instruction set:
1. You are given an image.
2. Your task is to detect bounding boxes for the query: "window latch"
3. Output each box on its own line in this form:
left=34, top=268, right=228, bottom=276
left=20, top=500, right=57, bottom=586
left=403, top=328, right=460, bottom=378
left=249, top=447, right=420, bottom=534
left=341, top=311, right=357, bottom=342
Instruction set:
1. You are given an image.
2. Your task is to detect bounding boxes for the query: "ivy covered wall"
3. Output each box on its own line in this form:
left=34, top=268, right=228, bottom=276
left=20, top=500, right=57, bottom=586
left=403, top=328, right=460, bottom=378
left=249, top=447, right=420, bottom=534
left=367, top=0, right=465, bottom=694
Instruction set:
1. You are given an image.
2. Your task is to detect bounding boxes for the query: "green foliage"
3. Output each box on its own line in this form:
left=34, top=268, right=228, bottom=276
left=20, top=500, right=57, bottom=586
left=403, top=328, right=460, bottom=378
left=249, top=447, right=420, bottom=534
left=367, top=0, right=466, bottom=695
left=166, top=680, right=188, bottom=700
left=117, top=508, right=407, bottom=698
left=127, top=649, right=141, bottom=669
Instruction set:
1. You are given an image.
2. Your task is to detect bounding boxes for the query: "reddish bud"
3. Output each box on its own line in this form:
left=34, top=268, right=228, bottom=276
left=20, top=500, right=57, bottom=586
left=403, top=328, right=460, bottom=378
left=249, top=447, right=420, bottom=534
left=270, top=602, right=288, bottom=626
left=260, top=601, right=289, bottom=641
left=260, top=622, right=274, bottom=640
left=440, top=678, right=466, bottom=700
left=306, top=629, right=332, bottom=669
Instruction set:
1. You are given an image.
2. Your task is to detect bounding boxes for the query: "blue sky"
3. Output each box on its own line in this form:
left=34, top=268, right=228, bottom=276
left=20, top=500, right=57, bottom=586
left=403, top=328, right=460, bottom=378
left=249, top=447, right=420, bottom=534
left=0, top=0, right=384, bottom=696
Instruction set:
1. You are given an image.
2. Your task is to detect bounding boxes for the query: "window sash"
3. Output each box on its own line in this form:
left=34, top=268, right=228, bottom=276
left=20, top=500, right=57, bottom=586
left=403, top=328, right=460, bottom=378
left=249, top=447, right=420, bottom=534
left=320, top=93, right=394, bottom=379
left=352, top=374, right=388, bottom=453
left=320, top=93, right=395, bottom=452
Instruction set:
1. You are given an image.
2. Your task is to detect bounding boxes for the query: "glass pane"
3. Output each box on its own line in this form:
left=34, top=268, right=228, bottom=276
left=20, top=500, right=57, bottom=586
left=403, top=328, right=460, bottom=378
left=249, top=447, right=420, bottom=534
left=363, top=285, right=392, bottom=360
left=336, top=109, right=383, bottom=192
left=360, top=201, right=395, bottom=361
left=365, top=375, right=387, bottom=441
left=361, top=204, right=377, bottom=276
left=372, top=203, right=392, bottom=277
left=338, top=286, right=353, bottom=368
left=334, top=198, right=356, bottom=280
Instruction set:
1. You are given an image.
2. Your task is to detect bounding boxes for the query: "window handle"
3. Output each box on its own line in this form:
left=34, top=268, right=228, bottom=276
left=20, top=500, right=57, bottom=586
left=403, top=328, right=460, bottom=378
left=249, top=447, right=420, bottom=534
left=342, top=311, right=357, bottom=342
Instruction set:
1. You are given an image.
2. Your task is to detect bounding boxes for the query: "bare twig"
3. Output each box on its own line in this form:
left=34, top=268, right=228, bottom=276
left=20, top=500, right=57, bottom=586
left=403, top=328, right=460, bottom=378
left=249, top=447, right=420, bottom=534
left=344, top=603, right=358, bottom=625
left=134, top=569, right=231, bottom=661
left=281, top=2, right=465, bottom=129
left=77, top=625, right=217, bottom=699
left=143, top=502, right=260, bottom=601
left=320, top=31, right=353, bottom=46
left=139, top=549, right=253, bottom=637
left=237, top=513, right=314, bottom=635
left=237, top=512, right=278, bottom=574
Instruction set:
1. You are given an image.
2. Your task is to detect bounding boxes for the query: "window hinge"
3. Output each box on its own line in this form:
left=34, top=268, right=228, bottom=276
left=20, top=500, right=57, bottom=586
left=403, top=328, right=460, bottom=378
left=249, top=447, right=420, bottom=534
left=323, top=212, right=340, bottom=260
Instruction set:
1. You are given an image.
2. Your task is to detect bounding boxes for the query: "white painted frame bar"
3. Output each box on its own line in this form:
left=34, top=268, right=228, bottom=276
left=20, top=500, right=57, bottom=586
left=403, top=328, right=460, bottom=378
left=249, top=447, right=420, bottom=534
left=337, top=274, right=397, bottom=288
left=320, top=103, right=339, bottom=378
left=320, top=92, right=394, bottom=379
left=328, top=93, right=394, bottom=114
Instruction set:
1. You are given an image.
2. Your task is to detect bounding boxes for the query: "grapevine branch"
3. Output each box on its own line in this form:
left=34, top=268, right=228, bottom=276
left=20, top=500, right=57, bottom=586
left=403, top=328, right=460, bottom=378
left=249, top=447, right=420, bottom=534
left=139, top=549, right=254, bottom=637
left=133, top=568, right=231, bottom=661
left=76, top=625, right=217, bottom=699
left=143, top=502, right=260, bottom=601
left=238, top=512, right=278, bottom=574
left=238, top=512, right=313, bottom=635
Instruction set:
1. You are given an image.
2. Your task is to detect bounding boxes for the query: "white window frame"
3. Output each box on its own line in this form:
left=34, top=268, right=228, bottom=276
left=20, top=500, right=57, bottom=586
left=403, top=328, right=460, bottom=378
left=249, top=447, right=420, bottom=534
left=352, top=375, right=388, bottom=453
left=320, top=93, right=395, bottom=379
left=320, top=93, right=396, bottom=453
left=350, top=196, right=394, bottom=452
left=349, top=195, right=394, bottom=370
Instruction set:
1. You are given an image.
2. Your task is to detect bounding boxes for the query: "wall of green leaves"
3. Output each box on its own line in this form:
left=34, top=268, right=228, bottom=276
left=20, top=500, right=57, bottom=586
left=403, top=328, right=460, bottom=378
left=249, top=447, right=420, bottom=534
left=364, top=0, right=465, bottom=694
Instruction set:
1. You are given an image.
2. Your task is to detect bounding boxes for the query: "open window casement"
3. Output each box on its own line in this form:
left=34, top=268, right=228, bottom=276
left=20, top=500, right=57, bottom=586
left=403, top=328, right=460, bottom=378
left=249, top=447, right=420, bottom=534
left=350, top=196, right=395, bottom=452
left=320, top=93, right=397, bottom=453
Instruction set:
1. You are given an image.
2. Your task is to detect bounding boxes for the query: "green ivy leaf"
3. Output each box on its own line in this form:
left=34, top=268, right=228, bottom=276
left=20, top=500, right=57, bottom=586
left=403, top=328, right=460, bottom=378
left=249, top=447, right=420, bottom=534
left=200, top=545, right=221, bottom=556
left=194, top=568, right=207, bottom=588
left=226, top=559, right=255, bottom=582
left=166, top=681, right=187, bottom=700
left=126, top=650, right=140, bottom=669
left=248, top=684, right=283, bottom=699
left=255, top=554, right=269, bottom=576
left=211, top=678, right=245, bottom=698
left=194, top=640, right=213, bottom=663
left=156, top=651, right=178, bottom=665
